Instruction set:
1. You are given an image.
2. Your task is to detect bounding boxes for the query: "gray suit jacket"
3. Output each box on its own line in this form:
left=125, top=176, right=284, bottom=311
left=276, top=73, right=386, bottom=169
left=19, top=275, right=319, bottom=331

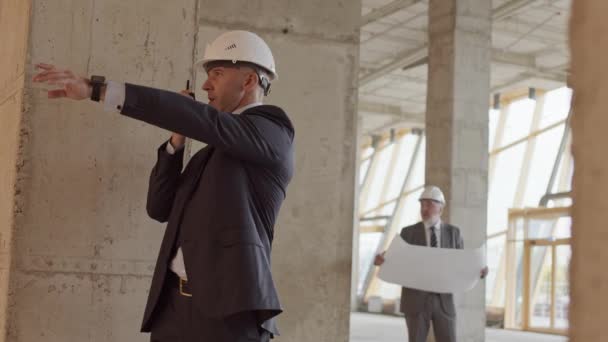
left=399, top=222, right=464, bottom=317
left=118, top=84, right=295, bottom=336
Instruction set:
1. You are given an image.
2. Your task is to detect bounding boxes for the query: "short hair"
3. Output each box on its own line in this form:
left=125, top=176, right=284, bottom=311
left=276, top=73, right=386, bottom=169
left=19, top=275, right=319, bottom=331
left=204, top=60, right=272, bottom=96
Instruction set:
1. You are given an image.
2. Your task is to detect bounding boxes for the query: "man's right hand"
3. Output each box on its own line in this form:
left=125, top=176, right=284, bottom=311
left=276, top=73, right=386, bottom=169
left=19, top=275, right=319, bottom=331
left=168, top=89, right=195, bottom=149
left=373, top=252, right=386, bottom=266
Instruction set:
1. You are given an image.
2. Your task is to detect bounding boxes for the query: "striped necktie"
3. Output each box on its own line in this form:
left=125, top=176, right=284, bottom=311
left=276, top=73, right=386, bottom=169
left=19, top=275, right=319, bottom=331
left=430, top=226, right=438, bottom=248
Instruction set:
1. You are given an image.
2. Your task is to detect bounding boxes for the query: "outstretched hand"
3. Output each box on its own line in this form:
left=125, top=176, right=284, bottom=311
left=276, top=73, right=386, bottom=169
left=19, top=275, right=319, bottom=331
left=32, top=63, right=91, bottom=100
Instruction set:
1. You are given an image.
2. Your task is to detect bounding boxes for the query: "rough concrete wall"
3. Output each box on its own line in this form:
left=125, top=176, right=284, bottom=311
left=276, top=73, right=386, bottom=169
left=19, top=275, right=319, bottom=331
left=6, top=1, right=196, bottom=341
left=426, top=0, right=490, bottom=341
left=5, top=0, right=361, bottom=341
left=569, top=2, right=608, bottom=341
left=0, top=0, right=32, bottom=341
left=193, top=1, right=362, bottom=340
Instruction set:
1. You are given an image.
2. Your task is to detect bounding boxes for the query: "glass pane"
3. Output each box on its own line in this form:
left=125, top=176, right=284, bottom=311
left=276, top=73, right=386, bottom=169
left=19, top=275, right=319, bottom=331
left=555, top=245, right=571, bottom=330
left=552, top=136, right=573, bottom=194
left=396, top=188, right=424, bottom=229
left=488, top=143, right=527, bottom=235
left=523, top=124, right=565, bottom=207
left=486, top=234, right=507, bottom=305
left=364, top=143, right=396, bottom=212
left=357, top=232, right=383, bottom=295
left=501, top=98, right=535, bottom=147
left=359, top=158, right=371, bottom=187
left=553, top=217, right=571, bottom=239
left=406, top=137, right=425, bottom=191
left=385, top=134, right=417, bottom=200
left=377, top=202, right=397, bottom=217
left=489, top=108, right=500, bottom=150
left=514, top=240, right=525, bottom=327
left=528, top=218, right=557, bottom=240
left=515, top=217, right=525, bottom=241
left=540, top=87, right=572, bottom=129
left=362, top=146, right=375, bottom=160
left=530, top=246, right=552, bottom=329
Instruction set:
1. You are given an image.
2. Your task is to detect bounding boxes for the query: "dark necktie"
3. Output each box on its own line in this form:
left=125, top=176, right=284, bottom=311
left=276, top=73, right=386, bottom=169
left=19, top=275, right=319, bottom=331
left=430, top=227, right=438, bottom=248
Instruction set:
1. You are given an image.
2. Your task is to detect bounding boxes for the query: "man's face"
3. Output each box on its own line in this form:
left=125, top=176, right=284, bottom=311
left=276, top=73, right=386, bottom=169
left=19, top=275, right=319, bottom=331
left=202, top=65, right=249, bottom=112
left=420, top=199, right=443, bottom=222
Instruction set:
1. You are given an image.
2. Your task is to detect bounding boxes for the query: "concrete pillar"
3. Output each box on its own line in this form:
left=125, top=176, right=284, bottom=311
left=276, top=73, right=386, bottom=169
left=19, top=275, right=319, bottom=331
left=193, top=2, right=362, bottom=341
left=1, top=0, right=32, bottom=340
left=2, top=0, right=361, bottom=341
left=569, top=2, right=608, bottom=341
left=425, top=0, right=491, bottom=341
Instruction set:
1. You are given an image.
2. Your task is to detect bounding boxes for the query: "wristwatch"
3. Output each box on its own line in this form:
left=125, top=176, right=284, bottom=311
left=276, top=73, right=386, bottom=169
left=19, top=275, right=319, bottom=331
left=89, top=75, right=106, bottom=102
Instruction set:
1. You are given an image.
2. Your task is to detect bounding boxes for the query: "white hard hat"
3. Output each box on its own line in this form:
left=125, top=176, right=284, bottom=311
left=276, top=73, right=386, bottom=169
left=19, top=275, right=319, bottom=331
left=419, top=186, right=446, bottom=205
left=195, top=30, right=278, bottom=80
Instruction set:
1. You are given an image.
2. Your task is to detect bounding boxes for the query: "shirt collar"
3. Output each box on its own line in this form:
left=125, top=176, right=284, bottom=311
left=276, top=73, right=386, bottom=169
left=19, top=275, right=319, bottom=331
left=424, top=219, right=442, bottom=230
left=233, top=102, right=263, bottom=114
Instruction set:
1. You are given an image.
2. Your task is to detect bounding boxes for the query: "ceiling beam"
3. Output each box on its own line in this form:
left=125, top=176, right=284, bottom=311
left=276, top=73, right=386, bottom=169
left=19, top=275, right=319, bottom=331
left=493, top=0, right=537, bottom=21
left=491, top=49, right=536, bottom=68
left=359, top=0, right=537, bottom=86
left=364, top=116, right=425, bottom=135
left=360, top=0, right=421, bottom=27
left=359, top=47, right=428, bottom=86
left=358, top=101, right=424, bottom=134
left=491, top=71, right=566, bottom=94
left=492, top=49, right=569, bottom=79
left=359, top=101, right=417, bottom=117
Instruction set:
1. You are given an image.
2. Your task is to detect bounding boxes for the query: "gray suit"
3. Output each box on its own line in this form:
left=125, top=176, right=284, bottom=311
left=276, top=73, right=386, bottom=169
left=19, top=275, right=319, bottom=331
left=399, top=222, right=463, bottom=342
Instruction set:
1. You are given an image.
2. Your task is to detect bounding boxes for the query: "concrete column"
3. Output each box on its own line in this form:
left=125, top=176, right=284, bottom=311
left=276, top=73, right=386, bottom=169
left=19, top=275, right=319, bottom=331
left=569, top=2, right=608, bottom=341
left=194, top=1, right=362, bottom=340
left=0, top=0, right=32, bottom=340
left=425, top=1, right=491, bottom=341
left=2, top=0, right=361, bottom=341
left=5, top=1, right=197, bottom=341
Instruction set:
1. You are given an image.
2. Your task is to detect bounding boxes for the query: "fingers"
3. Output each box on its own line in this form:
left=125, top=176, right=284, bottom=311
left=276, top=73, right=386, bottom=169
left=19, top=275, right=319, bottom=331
left=33, top=66, right=75, bottom=82
left=48, top=89, right=67, bottom=98
left=35, top=63, right=55, bottom=71
left=33, top=71, right=73, bottom=83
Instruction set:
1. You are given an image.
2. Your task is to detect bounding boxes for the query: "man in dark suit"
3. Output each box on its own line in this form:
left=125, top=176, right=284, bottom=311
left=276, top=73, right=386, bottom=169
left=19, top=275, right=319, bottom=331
left=33, top=30, right=294, bottom=342
left=374, top=186, right=488, bottom=342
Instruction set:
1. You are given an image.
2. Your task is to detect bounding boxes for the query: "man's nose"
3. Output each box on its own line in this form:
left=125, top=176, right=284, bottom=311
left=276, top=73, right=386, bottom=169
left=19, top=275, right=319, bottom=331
left=202, top=79, right=211, bottom=91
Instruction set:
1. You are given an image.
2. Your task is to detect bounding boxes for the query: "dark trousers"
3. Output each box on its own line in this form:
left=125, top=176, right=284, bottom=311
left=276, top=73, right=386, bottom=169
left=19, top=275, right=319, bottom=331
left=404, top=294, right=456, bottom=342
left=149, top=273, right=271, bottom=342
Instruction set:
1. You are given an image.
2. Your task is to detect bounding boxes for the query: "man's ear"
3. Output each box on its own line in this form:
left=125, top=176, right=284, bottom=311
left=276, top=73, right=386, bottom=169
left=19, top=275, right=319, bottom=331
left=244, top=72, right=258, bottom=91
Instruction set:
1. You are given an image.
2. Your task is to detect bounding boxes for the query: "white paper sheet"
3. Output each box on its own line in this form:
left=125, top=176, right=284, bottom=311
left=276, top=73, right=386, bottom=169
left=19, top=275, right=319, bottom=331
left=377, top=238, right=485, bottom=294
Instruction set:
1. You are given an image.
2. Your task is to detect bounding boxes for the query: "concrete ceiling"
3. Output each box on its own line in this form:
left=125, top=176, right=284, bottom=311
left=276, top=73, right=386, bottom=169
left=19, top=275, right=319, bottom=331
left=358, top=0, right=571, bottom=135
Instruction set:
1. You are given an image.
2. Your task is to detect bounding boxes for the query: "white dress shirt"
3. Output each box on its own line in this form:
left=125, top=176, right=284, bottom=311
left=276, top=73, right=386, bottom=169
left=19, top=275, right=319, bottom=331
left=423, top=219, right=442, bottom=248
left=103, top=81, right=262, bottom=280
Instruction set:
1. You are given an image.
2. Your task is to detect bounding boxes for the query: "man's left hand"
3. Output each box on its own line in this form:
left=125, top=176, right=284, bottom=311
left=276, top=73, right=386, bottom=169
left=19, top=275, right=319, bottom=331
left=480, top=266, right=489, bottom=279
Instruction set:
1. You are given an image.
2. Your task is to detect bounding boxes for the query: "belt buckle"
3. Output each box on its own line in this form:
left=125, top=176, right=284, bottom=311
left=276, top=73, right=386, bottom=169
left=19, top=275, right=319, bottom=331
left=179, top=278, right=192, bottom=297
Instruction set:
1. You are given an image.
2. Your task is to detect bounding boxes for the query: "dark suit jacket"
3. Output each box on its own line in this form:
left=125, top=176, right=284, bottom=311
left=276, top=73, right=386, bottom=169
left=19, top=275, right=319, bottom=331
left=118, top=83, right=295, bottom=336
left=399, top=222, right=464, bottom=317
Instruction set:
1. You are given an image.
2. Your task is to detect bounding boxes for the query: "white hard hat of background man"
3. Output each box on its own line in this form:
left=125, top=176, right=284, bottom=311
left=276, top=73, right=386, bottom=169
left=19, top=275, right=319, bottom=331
left=419, top=185, right=446, bottom=205
left=194, top=30, right=277, bottom=96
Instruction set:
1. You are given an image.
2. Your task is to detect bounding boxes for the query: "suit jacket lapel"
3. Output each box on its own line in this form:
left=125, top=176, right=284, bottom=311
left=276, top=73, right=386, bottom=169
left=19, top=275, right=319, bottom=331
left=415, top=223, right=426, bottom=246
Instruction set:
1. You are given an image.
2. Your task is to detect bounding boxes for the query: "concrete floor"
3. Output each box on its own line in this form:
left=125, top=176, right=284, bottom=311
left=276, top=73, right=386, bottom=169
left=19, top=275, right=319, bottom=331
left=350, top=312, right=567, bottom=342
